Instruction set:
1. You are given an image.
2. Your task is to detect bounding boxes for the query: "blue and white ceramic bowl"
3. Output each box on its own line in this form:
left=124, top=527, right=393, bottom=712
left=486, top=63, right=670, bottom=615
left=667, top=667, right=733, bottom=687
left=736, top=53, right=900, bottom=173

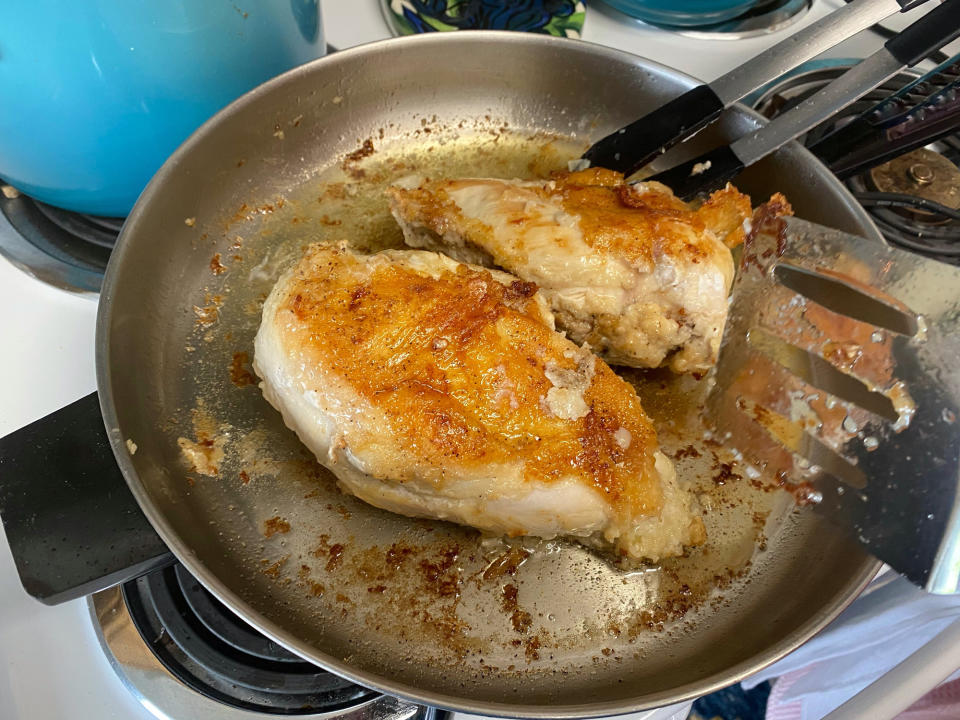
left=383, top=0, right=586, bottom=38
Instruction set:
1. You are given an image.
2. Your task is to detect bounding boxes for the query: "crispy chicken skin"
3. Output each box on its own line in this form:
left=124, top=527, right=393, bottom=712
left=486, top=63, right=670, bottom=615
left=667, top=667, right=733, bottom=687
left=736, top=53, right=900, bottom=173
left=387, top=168, right=752, bottom=374
left=254, top=243, right=705, bottom=560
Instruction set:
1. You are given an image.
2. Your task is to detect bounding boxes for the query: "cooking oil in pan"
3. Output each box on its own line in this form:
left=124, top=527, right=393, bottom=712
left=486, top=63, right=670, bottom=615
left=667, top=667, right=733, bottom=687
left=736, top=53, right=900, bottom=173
left=173, top=123, right=798, bottom=687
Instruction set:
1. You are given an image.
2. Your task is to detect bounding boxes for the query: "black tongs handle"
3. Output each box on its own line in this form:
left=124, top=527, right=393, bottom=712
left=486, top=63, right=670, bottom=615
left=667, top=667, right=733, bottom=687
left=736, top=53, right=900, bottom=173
left=648, top=0, right=960, bottom=200
left=580, top=0, right=931, bottom=177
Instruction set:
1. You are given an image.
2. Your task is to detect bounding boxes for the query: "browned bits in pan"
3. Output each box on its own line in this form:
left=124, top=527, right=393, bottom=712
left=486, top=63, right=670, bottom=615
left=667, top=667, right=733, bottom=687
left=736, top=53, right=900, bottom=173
left=385, top=543, right=415, bottom=570
left=344, top=139, right=375, bottom=165
left=193, top=301, right=220, bottom=326
left=263, top=516, right=290, bottom=538
left=524, top=635, right=541, bottom=661
left=673, top=445, right=701, bottom=460
left=481, top=546, right=530, bottom=582
left=311, top=534, right=332, bottom=558
left=229, top=351, right=257, bottom=387
left=418, top=545, right=460, bottom=598
left=325, top=544, right=345, bottom=572
left=500, top=584, right=532, bottom=634
left=210, top=253, right=226, bottom=275
left=261, top=556, right=288, bottom=578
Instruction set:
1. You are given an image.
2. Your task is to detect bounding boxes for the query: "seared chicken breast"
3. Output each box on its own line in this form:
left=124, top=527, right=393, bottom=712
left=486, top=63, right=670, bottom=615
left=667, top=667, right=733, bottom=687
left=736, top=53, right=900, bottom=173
left=388, top=168, right=752, bottom=374
left=254, top=243, right=704, bottom=560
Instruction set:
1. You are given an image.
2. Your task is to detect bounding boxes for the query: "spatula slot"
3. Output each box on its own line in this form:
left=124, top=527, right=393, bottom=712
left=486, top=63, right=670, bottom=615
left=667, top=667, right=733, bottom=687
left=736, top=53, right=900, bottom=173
left=736, top=397, right=869, bottom=490
left=773, top=263, right=919, bottom=337
left=747, top=327, right=900, bottom=422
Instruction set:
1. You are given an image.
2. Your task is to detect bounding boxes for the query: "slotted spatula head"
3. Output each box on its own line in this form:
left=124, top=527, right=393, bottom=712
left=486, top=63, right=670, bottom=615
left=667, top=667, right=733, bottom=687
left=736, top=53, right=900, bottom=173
left=708, top=210, right=960, bottom=593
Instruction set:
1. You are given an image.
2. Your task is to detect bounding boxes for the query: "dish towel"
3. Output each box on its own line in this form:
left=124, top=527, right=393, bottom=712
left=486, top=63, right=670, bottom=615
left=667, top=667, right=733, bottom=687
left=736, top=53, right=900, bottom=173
left=740, top=569, right=960, bottom=720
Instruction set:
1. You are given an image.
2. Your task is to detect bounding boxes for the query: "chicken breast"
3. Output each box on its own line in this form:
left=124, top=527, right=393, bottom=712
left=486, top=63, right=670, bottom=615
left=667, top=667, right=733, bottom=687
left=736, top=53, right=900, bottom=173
left=254, top=242, right=704, bottom=560
left=387, top=168, right=752, bottom=374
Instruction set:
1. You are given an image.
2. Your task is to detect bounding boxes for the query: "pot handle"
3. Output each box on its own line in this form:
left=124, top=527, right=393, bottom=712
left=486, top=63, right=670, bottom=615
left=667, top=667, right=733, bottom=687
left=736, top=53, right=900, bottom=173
left=0, top=392, right=173, bottom=605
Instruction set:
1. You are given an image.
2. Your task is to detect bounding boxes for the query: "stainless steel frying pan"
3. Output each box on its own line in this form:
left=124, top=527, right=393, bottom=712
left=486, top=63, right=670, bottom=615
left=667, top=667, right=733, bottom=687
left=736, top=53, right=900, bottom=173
left=98, top=33, right=883, bottom=717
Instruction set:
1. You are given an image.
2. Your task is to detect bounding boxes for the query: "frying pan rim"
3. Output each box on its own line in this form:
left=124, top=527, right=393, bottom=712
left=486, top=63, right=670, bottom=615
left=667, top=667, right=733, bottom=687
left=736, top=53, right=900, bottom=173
left=96, top=31, right=883, bottom=717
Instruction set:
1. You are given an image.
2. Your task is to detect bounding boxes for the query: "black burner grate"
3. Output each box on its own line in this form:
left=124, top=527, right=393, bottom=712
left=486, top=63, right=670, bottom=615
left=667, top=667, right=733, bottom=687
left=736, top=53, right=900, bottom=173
left=32, top=200, right=122, bottom=249
left=0, top=185, right=118, bottom=292
left=122, top=564, right=378, bottom=714
left=752, top=67, right=960, bottom=264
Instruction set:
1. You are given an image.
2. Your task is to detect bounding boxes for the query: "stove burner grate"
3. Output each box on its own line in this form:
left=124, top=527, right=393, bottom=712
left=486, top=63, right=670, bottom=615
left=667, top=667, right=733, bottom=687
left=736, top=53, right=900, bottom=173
left=122, top=564, right=378, bottom=714
left=751, top=66, right=960, bottom=264
left=32, top=200, right=123, bottom=249
left=846, top=189, right=960, bottom=258
left=0, top=185, right=117, bottom=293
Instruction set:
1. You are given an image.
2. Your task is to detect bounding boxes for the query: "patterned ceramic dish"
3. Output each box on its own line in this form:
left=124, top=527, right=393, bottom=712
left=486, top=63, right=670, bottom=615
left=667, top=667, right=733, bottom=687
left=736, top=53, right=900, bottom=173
left=381, top=0, right=586, bottom=38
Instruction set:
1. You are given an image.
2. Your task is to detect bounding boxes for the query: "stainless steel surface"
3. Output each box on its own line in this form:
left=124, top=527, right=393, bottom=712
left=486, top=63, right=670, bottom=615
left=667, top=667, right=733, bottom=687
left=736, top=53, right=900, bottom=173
left=710, top=0, right=903, bottom=104
left=709, top=214, right=960, bottom=593
left=95, top=33, right=883, bottom=717
left=89, top=586, right=426, bottom=720
left=733, top=49, right=907, bottom=166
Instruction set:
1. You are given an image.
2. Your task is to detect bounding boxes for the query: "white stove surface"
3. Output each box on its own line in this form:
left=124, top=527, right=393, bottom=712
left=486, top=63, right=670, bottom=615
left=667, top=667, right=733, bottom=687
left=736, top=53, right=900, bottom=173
left=0, top=1, right=952, bottom=718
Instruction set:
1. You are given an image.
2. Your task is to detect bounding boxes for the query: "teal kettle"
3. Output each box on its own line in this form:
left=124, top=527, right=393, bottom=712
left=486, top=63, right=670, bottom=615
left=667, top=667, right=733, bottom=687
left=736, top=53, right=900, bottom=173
left=0, top=1, right=325, bottom=216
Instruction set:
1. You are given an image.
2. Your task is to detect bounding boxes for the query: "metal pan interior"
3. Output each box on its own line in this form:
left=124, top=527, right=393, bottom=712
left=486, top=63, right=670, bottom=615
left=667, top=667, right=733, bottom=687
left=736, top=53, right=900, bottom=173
left=98, top=33, right=881, bottom=717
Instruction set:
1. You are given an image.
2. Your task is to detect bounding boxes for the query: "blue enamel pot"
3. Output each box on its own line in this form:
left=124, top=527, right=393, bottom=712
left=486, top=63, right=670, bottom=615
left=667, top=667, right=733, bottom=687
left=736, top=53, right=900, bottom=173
left=597, top=0, right=760, bottom=27
left=0, top=1, right=324, bottom=217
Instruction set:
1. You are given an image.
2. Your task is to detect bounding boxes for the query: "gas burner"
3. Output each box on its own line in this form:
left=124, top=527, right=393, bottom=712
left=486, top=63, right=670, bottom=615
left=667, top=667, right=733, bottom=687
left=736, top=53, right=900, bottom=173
left=846, top=147, right=960, bottom=260
left=751, top=64, right=960, bottom=264
left=867, top=149, right=960, bottom=222
left=0, top=183, right=117, bottom=295
left=91, top=564, right=440, bottom=719
left=662, top=0, right=811, bottom=39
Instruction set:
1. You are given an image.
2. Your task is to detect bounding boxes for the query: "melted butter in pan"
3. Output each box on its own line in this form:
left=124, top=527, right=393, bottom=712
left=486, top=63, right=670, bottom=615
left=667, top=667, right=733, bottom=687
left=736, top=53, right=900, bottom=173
left=173, top=125, right=794, bottom=673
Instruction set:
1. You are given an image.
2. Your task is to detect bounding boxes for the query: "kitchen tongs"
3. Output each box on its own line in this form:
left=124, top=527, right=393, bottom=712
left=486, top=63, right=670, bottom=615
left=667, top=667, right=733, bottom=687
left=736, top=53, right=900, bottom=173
left=649, top=0, right=960, bottom=199
left=582, top=0, right=933, bottom=176
left=709, top=210, right=960, bottom=594
left=810, top=51, right=960, bottom=180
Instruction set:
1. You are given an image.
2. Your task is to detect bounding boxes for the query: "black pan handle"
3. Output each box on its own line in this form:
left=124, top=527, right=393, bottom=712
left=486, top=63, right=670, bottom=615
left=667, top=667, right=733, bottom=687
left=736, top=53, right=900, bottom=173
left=0, top=392, right=173, bottom=605
left=885, top=0, right=960, bottom=67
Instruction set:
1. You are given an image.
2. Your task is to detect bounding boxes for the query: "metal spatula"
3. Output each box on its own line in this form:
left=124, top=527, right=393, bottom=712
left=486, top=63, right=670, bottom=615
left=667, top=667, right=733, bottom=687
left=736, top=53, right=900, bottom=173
left=708, top=210, right=960, bottom=593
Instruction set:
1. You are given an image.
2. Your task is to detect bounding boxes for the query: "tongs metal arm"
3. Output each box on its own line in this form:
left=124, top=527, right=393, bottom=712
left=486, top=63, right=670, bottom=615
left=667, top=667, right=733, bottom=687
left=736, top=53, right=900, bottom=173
left=580, top=0, right=929, bottom=177
left=810, top=53, right=960, bottom=179
left=647, top=0, right=960, bottom=200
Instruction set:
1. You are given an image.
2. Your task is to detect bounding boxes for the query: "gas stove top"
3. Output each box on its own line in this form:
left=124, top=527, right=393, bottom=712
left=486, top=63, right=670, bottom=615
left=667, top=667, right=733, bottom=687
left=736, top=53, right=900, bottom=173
left=91, top=563, right=434, bottom=719
left=2, top=3, right=959, bottom=720
left=751, top=64, right=960, bottom=264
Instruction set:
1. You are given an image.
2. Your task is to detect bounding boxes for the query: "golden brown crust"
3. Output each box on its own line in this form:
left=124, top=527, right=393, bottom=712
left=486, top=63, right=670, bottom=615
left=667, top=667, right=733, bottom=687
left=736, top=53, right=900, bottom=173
left=271, top=244, right=664, bottom=519
left=552, top=170, right=749, bottom=267
left=393, top=170, right=752, bottom=270
left=695, top=184, right=756, bottom=249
